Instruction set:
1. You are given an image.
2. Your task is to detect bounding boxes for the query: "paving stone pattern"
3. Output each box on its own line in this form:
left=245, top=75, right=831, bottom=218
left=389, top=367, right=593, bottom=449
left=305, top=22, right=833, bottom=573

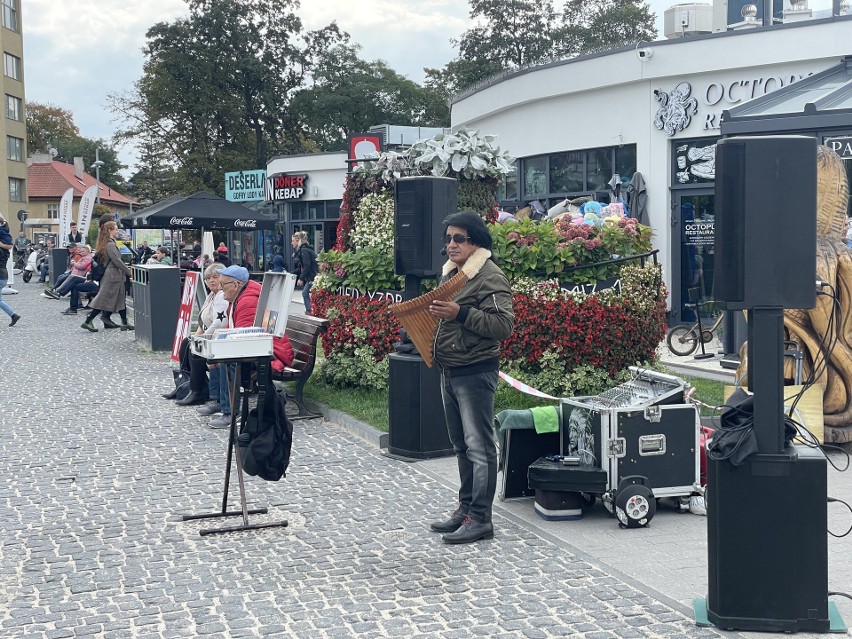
left=0, top=287, right=731, bottom=638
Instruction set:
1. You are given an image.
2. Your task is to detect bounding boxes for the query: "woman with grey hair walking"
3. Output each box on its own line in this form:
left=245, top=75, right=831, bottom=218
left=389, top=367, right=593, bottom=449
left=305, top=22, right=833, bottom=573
left=0, top=213, right=20, bottom=326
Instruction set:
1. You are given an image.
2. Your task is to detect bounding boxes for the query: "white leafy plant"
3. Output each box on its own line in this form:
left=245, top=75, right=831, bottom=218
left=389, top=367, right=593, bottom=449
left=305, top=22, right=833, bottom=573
left=407, top=127, right=515, bottom=180
left=355, top=128, right=515, bottom=182
left=349, top=191, right=395, bottom=251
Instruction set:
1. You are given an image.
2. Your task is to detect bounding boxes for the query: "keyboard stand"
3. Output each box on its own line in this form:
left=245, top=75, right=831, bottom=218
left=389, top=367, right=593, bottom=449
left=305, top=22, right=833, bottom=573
left=181, top=357, right=289, bottom=536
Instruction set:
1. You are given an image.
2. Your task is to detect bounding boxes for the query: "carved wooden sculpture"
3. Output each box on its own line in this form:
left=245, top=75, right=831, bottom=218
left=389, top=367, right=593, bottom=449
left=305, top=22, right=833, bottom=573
left=737, top=146, right=851, bottom=443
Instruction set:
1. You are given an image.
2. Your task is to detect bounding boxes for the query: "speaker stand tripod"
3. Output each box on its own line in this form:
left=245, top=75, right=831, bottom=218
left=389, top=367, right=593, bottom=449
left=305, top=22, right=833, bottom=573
left=181, top=358, right=289, bottom=536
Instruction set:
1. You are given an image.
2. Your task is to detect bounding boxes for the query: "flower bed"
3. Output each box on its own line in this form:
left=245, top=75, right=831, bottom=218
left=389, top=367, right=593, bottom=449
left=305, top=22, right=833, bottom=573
left=313, top=263, right=667, bottom=395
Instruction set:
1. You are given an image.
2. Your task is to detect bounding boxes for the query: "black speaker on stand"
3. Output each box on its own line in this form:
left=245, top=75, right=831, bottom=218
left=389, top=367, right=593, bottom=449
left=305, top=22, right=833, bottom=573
left=385, top=177, right=458, bottom=461
left=704, top=135, right=830, bottom=633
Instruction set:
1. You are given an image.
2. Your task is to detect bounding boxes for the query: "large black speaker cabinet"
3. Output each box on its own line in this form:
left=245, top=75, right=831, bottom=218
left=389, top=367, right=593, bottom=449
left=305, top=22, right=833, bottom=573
left=706, top=445, right=829, bottom=632
left=387, top=352, right=453, bottom=460
left=394, top=176, right=458, bottom=277
left=713, top=135, right=817, bottom=310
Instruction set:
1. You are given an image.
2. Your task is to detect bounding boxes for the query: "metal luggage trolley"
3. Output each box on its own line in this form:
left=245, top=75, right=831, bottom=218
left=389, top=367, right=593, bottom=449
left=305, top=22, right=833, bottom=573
left=182, top=273, right=297, bottom=536
left=556, top=367, right=702, bottom=528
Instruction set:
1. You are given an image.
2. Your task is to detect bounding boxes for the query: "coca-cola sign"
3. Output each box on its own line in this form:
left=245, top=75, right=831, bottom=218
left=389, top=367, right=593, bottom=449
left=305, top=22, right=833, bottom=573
left=234, top=219, right=258, bottom=229
left=169, top=216, right=194, bottom=226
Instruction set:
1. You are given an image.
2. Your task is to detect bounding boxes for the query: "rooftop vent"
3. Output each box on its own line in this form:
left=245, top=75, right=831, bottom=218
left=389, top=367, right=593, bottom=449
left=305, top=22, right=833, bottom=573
left=664, top=3, right=714, bottom=38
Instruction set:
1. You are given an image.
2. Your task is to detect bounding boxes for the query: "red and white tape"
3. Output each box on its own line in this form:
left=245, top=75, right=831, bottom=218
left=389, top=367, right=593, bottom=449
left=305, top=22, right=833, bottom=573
left=498, top=371, right=561, bottom=400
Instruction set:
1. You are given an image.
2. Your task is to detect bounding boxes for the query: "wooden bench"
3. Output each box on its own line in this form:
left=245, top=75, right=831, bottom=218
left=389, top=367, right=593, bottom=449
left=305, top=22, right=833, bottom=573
left=272, top=314, right=329, bottom=419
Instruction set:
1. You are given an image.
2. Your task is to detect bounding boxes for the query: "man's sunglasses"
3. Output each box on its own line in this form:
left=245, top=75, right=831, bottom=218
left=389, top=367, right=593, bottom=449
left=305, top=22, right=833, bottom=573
left=443, top=234, right=471, bottom=245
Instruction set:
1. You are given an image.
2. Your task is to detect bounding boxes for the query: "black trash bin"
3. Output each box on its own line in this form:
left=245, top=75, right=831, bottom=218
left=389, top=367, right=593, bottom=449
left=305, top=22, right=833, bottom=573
left=47, top=248, right=69, bottom=286
left=387, top=351, right=453, bottom=460
left=132, top=265, right=180, bottom=350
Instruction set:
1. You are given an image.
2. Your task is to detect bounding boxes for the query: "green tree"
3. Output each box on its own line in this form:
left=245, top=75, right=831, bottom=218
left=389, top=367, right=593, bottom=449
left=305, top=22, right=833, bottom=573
left=459, top=0, right=562, bottom=69
left=26, top=102, right=79, bottom=153
left=291, top=43, right=449, bottom=151
left=109, top=0, right=346, bottom=196
left=435, top=0, right=658, bottom=95
left=562, top=0, right=657, bottom=57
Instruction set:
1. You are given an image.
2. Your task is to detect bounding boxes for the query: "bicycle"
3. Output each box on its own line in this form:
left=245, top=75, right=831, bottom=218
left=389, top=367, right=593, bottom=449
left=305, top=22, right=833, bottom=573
left=666, top=300, right=725, bottom=357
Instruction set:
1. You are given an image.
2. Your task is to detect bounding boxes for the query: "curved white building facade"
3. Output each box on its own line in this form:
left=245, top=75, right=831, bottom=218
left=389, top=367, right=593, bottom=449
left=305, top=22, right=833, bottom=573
left=451, top=15, right=852, bottom=322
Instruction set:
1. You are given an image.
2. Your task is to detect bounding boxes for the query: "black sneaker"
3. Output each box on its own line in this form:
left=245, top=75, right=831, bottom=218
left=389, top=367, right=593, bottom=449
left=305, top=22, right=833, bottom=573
left=45, top=289, right=60, bottom=299
left=9, top=313, right=20, bottom=327
left=61, top=309, right=77, bottom=315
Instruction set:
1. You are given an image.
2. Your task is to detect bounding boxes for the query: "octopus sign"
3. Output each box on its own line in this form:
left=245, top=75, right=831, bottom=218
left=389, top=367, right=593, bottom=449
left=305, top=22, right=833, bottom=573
left=653, top=82, right=699, bottom=136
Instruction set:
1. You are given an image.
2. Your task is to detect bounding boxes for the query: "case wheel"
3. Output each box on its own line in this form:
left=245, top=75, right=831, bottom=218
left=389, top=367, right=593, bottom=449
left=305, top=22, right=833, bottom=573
left=615, top=484, right=656, bottom=529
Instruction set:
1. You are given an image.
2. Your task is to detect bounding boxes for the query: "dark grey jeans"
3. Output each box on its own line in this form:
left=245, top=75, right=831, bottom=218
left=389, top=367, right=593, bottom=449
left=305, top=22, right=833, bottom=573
left=440, top=369, right=499, bottom=524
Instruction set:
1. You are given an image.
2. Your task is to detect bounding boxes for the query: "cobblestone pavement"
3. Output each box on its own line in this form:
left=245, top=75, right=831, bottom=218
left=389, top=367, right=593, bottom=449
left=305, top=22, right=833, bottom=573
left=0, top=286, right=773, bottom=638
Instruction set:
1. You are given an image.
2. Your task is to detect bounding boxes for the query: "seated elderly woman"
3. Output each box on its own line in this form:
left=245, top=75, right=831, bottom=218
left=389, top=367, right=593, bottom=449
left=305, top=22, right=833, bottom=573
left=163, top=262, right=229, bottom=405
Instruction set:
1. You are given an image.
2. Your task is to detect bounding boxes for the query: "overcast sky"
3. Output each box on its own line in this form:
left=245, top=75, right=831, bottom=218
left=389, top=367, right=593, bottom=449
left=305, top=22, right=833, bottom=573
left=22, top=0, right=835, bottom=176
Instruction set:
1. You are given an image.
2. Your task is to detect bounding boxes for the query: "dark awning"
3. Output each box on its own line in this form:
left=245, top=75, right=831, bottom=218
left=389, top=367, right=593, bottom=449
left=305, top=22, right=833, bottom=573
left=721, top=57, right=852, bottom=135
left=125, top=191, right=276, bottom=231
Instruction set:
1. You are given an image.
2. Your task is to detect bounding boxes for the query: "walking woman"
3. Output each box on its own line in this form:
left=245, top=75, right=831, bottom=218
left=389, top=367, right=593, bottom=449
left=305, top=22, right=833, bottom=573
left=0, top=213, right=20, bottom=326
left=82, top=221, right=134, bottom=332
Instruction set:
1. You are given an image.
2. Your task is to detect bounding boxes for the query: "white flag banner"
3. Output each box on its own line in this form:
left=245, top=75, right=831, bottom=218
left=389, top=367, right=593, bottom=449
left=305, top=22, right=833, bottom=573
left=76, top=185, right=98, bottom=240
left=57, top=188, right=75, bottom=248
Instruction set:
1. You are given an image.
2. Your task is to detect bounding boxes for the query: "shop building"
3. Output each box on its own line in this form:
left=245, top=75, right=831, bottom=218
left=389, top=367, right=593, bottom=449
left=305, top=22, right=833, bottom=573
left=265, top=151, right=347, bottom=269
left=264, top=125, right=444, bottom=271
left=450, top=4, right=852, bottom=323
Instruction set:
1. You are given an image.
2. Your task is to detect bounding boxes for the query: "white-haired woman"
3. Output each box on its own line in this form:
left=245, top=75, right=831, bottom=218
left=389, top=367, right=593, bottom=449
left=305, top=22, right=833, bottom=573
left=0, top=213, right=20, bottom=326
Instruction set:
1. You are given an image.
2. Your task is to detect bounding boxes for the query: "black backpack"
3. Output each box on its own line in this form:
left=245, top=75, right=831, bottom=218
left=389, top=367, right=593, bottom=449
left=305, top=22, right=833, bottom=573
left=172, top=338, right=207, bottom=400
left=238, top=363, right=293, bottom=481
left=91, top=255, right=106, bottom=282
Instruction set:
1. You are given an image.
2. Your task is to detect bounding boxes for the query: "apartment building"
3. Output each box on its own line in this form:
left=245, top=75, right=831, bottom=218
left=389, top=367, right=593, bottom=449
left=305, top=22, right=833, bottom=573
left=0, top=0, right=26, bottom=231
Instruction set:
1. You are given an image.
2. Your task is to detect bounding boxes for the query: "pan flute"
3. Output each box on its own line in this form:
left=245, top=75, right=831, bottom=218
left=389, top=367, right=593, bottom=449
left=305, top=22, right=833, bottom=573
left=389, top=271, right=468, bottom=367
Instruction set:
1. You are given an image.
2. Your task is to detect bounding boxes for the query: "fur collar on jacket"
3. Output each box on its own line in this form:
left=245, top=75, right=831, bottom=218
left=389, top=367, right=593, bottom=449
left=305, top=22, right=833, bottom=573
left=441, top=247, right=492, bottom=279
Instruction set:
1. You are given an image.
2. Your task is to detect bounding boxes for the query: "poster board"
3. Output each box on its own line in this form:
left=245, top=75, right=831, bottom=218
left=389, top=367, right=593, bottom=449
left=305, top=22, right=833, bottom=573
left=254, top=272, right=297, bottom=337
left=172, top=271, right=200, bottom=362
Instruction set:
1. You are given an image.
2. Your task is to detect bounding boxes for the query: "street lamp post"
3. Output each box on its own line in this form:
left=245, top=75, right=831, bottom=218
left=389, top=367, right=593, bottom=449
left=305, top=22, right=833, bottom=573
left=92, top=149, right=104, bottom=205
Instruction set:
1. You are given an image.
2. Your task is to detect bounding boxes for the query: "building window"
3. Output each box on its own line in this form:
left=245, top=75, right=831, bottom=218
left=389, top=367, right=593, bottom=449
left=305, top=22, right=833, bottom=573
left=516, top=144, right=637, bottom=205
left=2, top=0, right=17, bottom=32
left=523, top=156, right=548, bottom=197
left=47, top=204, right=59, bottom=219
left=5, top=93, right=20, bottom=120
left=497, top=168, right=519, bottom=202
left=550, top=152, right=584, bottom=193
left=6, top=135, right=21, bottom=161
left=3, top=52, right=20, bottom=80
left=8, top=176, right=23, bottom=201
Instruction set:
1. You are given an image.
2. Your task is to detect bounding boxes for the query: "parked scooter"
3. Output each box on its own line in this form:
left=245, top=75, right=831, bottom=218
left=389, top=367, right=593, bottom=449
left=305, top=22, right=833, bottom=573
left=22, top=244, right=47, bottom=283
left=12, top=244, right=33, bottom=275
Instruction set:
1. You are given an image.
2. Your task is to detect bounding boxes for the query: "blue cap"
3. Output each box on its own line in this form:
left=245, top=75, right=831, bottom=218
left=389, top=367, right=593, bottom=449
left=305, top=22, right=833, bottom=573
left=219, top=265, right=249, bottom=282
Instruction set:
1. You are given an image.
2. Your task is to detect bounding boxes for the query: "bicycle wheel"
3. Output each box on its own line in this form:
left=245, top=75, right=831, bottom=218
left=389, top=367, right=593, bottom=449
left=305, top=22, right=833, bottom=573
left=666, top=325, right=699, bottom=356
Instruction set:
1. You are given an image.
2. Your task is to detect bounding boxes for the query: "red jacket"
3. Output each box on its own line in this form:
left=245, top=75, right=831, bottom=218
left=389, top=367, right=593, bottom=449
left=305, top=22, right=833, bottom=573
left=229, top=279, right=294, bottom=369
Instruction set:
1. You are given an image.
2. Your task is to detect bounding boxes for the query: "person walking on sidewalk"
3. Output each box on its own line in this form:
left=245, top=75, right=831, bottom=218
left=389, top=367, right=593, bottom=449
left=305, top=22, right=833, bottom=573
left=291, top=231, right=318, bottom=314
left=428, top=211, right=514, bottom=544
left=81, top=221, right=134, bottom=332
left=0, top=213, right=20, bottom=326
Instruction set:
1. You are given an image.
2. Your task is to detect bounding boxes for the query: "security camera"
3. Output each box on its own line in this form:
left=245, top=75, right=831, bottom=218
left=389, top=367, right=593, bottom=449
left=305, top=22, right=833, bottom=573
left=637, top=48, right=653, bottom=61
